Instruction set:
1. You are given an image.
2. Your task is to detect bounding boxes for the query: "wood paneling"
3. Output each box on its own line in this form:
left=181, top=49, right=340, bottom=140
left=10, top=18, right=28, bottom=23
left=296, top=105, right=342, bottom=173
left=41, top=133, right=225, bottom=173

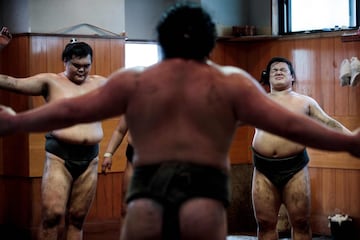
left=1, top=33, right=360, bottom=237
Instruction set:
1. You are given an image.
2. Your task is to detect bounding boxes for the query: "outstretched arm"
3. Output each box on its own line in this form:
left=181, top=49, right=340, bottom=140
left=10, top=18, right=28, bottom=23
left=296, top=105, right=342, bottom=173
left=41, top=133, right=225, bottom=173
left=0, top=68, right=135, bottom=135
left=0, top=73, right=58, bottom=96
left=307, top=96, right=351, bottom=134
left=102, top=115, right=128, bottom=174
left=231, top=70, right=360, bottom=158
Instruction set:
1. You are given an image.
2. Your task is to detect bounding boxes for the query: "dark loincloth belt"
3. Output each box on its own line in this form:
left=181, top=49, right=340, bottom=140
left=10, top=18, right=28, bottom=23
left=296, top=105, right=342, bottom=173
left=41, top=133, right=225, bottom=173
left=125, top=143, right=134, bottom=163
left=45, top=133, right=99, bottom=179
left=126, top=161, right=231, bottom=240
left=252, top=148, right=309, bottom=188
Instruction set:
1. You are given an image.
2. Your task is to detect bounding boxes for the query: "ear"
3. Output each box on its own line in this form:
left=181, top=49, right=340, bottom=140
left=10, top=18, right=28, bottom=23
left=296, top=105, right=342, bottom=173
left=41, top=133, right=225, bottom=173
left=260, top=70, right=269, bottom=84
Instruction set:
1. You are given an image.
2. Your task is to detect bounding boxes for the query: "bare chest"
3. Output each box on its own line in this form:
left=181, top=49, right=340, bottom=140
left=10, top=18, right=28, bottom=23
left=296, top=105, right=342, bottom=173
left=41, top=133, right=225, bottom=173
left=50, top=78, right=100, bottom=101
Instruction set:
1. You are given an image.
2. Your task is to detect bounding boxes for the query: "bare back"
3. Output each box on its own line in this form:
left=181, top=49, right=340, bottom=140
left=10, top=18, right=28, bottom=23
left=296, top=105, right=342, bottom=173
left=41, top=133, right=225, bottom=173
left=125, top=59, right=239, bottom=170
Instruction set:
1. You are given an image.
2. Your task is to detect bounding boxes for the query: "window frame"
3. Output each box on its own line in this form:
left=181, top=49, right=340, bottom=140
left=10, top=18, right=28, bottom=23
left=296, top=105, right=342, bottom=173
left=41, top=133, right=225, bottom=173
left=278, top=0, right=359, bottom=35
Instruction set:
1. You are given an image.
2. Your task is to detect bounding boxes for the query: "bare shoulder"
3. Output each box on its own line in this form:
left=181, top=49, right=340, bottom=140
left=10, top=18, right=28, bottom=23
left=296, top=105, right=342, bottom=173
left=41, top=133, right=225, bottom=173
left=292, top=91, right=319, bottom=105
left=103, top=66, right=145, bottom=93
left=89, top=74, right=107, bottom=84
left=207, top=60, right=244, bottom=75
left=29, top=73, right=61, bottom=82
left=207, top=61, right=257, bottom=88
left=108, top=66, right=147, bottom=82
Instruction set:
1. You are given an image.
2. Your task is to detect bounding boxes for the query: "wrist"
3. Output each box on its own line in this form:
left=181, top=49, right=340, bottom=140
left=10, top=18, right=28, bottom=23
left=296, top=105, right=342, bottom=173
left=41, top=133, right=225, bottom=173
left=104, top=152, right=113, bottom=158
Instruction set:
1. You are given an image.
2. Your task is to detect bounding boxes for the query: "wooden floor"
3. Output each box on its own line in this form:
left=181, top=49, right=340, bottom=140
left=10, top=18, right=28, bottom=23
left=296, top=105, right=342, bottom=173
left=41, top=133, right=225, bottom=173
left=0, top=224, right=332, bottom=240
left=83, top=229, right=331, bottom=240
left=84, top=233, right=332, bottom=240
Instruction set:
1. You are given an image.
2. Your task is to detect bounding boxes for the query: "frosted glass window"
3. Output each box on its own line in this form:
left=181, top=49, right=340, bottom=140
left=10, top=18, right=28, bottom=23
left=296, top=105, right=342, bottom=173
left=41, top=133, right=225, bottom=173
left=290, top=0, right=355, bottom=32
left=125, top=42, right=161, bottom=68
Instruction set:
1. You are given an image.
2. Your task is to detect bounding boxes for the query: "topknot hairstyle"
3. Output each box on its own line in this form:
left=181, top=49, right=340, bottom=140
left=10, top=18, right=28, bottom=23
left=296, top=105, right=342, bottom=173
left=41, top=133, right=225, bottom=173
left=62, top=41, right=93, bottom=63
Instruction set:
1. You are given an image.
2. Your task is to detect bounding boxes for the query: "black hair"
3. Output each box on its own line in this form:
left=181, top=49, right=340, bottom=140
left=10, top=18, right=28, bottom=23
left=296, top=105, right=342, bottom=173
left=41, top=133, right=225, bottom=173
left=261, top=56, right=296, bottom=85
left=156, top=2, right=217, bottom=61
left=62, top=41, right=93, bottom=62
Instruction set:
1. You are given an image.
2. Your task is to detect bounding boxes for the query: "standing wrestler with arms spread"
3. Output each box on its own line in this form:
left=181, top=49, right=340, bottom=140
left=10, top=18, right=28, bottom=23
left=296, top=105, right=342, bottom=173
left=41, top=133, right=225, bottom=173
left=0, top=3, right=360, bottom=240
left=0, top=41, right=106, bottom=240
left=101, top=115, right=134, bottom=218
left=252, top=57, right=351, bottom=240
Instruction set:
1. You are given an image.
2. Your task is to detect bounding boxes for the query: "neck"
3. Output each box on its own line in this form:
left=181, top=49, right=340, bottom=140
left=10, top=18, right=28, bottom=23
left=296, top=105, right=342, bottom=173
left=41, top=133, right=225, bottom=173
left=270, top=86, right=293, bottom=96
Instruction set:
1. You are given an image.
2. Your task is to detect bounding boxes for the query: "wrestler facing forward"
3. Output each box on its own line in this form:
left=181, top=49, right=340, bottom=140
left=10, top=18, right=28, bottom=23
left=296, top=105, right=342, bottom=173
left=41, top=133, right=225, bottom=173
left=0, top=26, right=12, bottom=50
left=0, top=41, right=106, bottom=240
left=252, top=57, right=351, bottom=240
left=101, top=115, right=134, bottom=218
left=1, top=3, right=360, bottom=240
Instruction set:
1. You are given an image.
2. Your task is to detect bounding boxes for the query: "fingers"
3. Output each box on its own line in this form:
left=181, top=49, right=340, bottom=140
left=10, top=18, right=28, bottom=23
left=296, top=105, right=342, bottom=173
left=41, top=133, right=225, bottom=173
left=0, top=105, right=16, bottom=115
left=101, top=159, right=112, bottom=174
left=0, top=27, right=12, bottom=39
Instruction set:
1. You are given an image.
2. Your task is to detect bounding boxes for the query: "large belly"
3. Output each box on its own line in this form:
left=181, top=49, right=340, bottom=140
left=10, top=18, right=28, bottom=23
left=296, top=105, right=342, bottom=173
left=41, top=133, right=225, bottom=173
left=252, top=131, right=305, bottom=157
left=51, top=122, right=103, bottom=144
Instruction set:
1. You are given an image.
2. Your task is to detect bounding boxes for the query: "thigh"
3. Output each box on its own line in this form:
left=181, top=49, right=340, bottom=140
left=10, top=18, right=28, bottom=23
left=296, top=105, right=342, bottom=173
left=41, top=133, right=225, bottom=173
left=252, top=169, right=282, bottom=223
left=41, top=153, right=72, bottom=213
left=283, top=167, right=311, bottom=222
left=68, top=158, right=98, bottom=215
left=180, top=198, right=227, bottom=240
left=121, top=198, right=163, bottom=240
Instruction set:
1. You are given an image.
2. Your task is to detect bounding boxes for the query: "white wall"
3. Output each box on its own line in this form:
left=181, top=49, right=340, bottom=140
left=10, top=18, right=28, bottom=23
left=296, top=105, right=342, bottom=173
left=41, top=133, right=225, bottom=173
left=202, top=0, right=247, bottom=26
left=0, top=0, right=125, bottom=35
left=124, top=0, right=178, bottom=40
left=0, top=0, right=271, bottom=39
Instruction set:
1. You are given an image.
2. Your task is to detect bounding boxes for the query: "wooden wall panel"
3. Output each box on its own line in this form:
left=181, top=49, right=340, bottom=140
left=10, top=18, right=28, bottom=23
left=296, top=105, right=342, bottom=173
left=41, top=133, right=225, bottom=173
left=87, top=173, right=123, bottom=222
left=0, top=36, right=30, bottom=177
left=334, top=38, right=360, bottom=116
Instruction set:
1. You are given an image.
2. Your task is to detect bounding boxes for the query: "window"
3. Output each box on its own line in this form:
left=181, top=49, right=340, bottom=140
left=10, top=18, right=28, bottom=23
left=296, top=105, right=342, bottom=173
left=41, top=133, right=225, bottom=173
left=125, top=41, right=161, bottom=68
left=279, top=0, right=357, bottom=34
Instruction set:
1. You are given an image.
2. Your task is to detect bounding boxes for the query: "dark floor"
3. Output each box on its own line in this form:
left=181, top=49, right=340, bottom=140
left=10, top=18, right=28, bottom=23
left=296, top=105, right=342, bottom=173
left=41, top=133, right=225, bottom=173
left=227, top=236, right=331, bottom=240
left=0, top=224, right=334, bottom=240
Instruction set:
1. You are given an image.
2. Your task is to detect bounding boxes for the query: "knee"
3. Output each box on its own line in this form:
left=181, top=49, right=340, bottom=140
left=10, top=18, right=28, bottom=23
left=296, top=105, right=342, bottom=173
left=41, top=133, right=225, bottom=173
left=42, top=212, right=62, bottom=229
left=291, top=217, right=311, bottom=232
left=66, top=212, right=87, bottom=230
left=256, top=217, right=278, bottom=231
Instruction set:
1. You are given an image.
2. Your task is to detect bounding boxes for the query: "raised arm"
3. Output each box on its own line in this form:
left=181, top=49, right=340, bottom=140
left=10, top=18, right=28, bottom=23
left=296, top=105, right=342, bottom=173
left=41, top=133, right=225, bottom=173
left=102, top=115, right=129, bottom=173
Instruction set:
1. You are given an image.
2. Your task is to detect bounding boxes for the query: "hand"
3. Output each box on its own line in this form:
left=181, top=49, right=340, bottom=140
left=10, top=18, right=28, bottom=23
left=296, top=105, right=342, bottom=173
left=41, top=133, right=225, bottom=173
left=101, top=156, right=112, bottom=174
left=0, top=27, right=12, bottom=48
left=0, top=104, right=16, bottom=115
left=0, top=104, right=16, bottom=136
